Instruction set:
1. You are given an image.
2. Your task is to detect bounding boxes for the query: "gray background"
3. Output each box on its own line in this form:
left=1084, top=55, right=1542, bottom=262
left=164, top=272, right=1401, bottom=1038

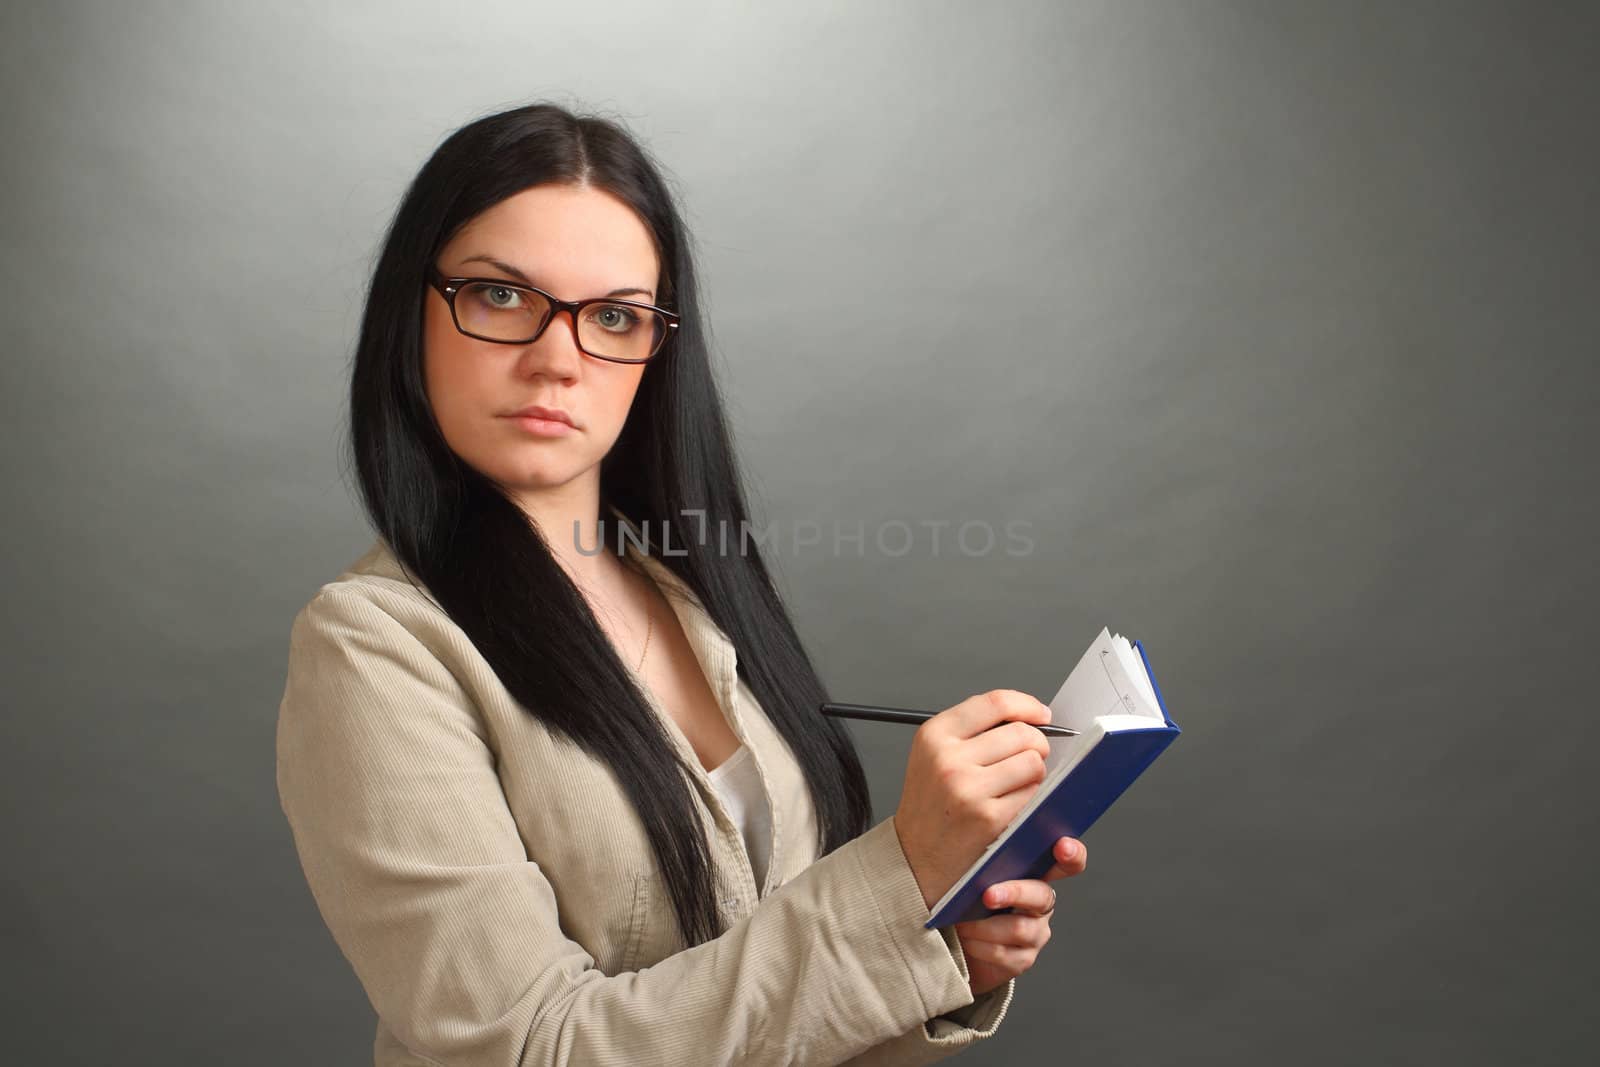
left=2, top=1, right=1595, bottom=1063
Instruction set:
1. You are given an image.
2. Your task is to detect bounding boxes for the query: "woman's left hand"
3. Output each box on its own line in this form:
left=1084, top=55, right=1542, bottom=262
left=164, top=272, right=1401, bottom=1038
left=954, top=835, right=1087, bottom=997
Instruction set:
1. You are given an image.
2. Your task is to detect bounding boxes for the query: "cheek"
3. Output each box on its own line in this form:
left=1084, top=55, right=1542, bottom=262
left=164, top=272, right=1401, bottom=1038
left=423, top=302, right=486, bottom=404
left=422, top=340, right=489, bottom=450
left=594, top=367, right=648, bottom=435
left=422, top=310, right=452, bottom=408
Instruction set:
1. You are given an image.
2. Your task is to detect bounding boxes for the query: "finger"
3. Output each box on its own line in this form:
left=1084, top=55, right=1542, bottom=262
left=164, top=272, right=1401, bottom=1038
left=1040, top=837, right=1088, bottom=881
left=984, top=878, right=1056, bottom=914
left=950, top=690, right=1051, bottom=740
left=958, top=936, right=1038, bottom=970
left=980, top=748, right=1048, bottom=798
left=962, top=719, right=1053, bottom=766
left=954, top=913, right=1051, bottom=947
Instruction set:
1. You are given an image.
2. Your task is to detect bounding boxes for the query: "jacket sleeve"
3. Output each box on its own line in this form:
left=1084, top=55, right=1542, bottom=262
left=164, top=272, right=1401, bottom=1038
left=276, top=588, right=1012, bottom=1067
left=838, top=975, right=1015, bottom=1067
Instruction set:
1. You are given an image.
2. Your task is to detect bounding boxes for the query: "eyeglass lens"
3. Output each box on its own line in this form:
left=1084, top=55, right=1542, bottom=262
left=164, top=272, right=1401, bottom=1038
left=454, top=281, right=666, bottom=361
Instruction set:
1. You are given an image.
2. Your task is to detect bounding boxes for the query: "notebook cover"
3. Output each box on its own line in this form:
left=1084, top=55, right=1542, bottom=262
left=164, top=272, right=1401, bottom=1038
left=924, top=638, right=1180, bottom=928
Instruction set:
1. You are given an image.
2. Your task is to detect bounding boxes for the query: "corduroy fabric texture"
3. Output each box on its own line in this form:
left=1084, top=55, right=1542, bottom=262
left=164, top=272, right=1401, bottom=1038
left=276, top=530, right=1015, bottom=1066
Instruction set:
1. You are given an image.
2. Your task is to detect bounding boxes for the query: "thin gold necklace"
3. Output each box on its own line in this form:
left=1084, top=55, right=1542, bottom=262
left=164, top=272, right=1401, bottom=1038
left=635, top=602, right=654, bottom=671
left=605, top=550, right=653, bottom=672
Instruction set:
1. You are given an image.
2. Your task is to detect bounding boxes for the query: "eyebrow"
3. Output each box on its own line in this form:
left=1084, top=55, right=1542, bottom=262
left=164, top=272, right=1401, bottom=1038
left=456, top=254, right=655, bottom=301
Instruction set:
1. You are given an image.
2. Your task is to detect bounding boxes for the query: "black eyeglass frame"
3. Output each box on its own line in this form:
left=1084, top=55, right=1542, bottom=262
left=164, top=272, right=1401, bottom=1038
left=425, top=265, right=679, bottom=364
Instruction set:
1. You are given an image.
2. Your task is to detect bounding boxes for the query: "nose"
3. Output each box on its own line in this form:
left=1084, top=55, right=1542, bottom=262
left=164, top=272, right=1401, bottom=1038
left=516, top=306, right=583, bottom=380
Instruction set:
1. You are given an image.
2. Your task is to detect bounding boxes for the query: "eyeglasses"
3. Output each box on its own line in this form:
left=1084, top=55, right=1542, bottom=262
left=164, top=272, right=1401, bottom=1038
left=426, top=265, right=679, bottom=364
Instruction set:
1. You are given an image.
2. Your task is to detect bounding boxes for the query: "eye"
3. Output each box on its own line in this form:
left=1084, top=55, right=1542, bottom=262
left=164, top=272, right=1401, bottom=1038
left=590, top=303, right=641, bottom=333
left=465, top=283, right=525, bottom=311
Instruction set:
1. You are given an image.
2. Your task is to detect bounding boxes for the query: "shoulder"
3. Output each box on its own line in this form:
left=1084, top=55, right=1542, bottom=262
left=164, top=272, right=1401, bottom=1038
left=293, top=538, right=448, bottom=633
left=280, top=542, right=500, bottom=760
left=285, top=538, right=468, bottom=692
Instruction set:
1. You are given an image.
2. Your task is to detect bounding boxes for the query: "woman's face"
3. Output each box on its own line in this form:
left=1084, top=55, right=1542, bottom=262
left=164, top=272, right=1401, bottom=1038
left=423, top=182, right=660, bottom=504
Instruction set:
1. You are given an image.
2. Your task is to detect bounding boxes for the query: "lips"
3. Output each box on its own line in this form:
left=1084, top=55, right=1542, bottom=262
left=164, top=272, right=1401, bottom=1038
left=505, top=405, right=577, bottom=428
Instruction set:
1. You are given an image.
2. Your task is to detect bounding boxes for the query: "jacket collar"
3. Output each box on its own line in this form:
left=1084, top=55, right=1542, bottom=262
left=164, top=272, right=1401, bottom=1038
left=346, top=509, right=771, bottom=900
left=345, top=507, right=741, bottom=722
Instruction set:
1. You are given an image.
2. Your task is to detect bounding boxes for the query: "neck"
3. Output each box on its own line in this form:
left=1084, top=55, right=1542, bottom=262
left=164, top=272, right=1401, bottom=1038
left=509, top=472, right=618, bottom=588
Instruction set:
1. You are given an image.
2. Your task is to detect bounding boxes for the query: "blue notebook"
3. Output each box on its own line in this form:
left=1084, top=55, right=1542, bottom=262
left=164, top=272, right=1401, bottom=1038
left=925, top=627, right=1180, bottom=929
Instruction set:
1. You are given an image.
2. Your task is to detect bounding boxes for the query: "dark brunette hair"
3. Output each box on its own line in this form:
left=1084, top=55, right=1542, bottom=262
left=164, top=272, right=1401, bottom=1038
left=344, top=101, right=871, bottom=948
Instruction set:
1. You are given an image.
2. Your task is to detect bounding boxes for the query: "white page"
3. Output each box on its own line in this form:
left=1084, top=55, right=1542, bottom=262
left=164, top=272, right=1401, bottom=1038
left=1046, top=626, right=1128, bottom=733
left=1104, top=632, right=1163, bottom=721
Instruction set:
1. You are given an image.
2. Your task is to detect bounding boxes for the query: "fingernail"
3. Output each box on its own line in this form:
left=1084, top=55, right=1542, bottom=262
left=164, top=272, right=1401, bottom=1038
left=988, top=887, right=1010, bottom=905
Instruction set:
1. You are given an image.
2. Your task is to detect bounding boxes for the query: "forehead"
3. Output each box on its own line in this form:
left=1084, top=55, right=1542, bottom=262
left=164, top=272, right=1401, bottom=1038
left=442, top=183, right=660, bottom=292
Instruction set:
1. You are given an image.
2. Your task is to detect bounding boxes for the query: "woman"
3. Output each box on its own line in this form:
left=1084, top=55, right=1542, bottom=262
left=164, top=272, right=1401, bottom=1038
left=276, top=101, right=1088, bottom=1066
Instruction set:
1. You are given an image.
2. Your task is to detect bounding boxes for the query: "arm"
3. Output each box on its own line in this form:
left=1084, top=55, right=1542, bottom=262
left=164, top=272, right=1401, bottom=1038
left=276, top=588, right=1006, bottom=1067
left=838, top=973, right=1015, bottom=1067
left=833, top=860, right=1015, bottom=1066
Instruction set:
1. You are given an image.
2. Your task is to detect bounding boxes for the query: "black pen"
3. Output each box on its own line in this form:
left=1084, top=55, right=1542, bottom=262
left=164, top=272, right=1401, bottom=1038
left=820, top=702, right=1080, bottom=737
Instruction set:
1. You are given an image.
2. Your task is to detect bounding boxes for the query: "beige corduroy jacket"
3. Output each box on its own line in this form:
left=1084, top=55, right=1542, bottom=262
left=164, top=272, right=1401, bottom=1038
left=275, top=532, right=1015, bottom=1066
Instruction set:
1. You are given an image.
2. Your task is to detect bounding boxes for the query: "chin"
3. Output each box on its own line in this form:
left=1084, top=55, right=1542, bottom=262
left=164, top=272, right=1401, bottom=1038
left=490, top=461, right=589, bottom=492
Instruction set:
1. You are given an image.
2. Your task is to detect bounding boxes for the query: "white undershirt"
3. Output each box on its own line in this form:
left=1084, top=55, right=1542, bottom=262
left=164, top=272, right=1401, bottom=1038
left=706, top=744, right=772, bottom=890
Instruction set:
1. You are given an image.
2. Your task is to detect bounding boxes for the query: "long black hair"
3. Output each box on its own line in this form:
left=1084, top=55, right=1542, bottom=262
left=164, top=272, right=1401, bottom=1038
left=343, top=102, right=871, bottom=949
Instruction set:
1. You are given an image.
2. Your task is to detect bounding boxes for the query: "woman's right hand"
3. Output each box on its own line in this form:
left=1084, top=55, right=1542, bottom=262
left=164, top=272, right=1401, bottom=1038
left=892, top=689, right=1055, bottom=911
